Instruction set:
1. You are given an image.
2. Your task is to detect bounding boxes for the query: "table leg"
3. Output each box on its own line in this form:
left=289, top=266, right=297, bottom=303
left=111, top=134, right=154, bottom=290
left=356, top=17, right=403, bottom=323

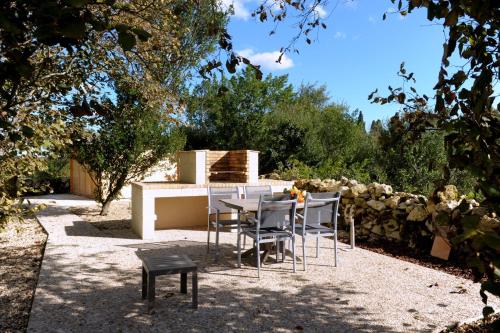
left=192, top=271, right=198, bottom=309
left=142, top=267, right=147, bottom=299
left=147, top=273, right=155, bottom=311
left=180, top=272, right=187, bottom=294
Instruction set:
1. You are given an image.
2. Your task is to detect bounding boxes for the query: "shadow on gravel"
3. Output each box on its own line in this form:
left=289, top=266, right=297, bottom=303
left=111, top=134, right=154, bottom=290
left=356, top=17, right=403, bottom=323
left=28, top=239, right=404, bottom=333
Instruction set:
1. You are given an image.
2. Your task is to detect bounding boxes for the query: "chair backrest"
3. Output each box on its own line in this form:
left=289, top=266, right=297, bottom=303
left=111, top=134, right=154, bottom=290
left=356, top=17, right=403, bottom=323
left=302, top=192, right=341, bottom=230
left=256, top=194, right=297, bottom=231
left=244, top=185, right=273, bottom=199
left=208, top=186, right=240, bottom=215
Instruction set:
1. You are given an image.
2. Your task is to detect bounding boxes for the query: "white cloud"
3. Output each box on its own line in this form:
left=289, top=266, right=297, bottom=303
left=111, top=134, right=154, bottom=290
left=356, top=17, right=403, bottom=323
left=343, top=0, right=359, bottom=10
left=237, top=48, right=294, bottom=71
left=313, top=4, right=328, bottom=18
left=334, top=31, right=347, bottom=39
left=220, top=0, right=251, bottom=20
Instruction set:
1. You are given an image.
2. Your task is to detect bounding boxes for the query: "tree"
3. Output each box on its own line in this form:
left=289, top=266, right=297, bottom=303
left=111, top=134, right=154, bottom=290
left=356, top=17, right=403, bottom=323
left=0, top=0, right=230, bottom=224
left=366, top=0, right=499, bottom=317
left=373, top=113, right=474, bottom=195
left=69, top=0, right=229, bottom=214
left=72, top=80, right=185, bottom=215
left=184, top=67, right=294, bottom=153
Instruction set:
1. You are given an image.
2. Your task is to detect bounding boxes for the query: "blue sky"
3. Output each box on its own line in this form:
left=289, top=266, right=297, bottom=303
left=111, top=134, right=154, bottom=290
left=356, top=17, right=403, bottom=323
left=222, top=0, right=448, bottom=126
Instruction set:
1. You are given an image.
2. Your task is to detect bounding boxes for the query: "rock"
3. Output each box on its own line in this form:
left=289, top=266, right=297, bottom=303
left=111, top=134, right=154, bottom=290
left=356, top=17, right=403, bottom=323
left=407, top=205, right=429, bottom=222
left=471, top=206, right=489, bottom=216
left=386, top=230, right=401, bottom=240
left=294, top=179, right=307, bottom=189
left=371, top=224, right=384, bottom=236
left=310, top=178, right=322, bottom=188
left=367, top=200, right=386, bottom=211
left=437, top=185, right=459, bottom=202
left=355, top=208, right=365, bottom=216
left=383, top=219, right=400, bottom=233
left=268, top=172, right=281, bottom=180
left=347, top=179, right=358, bottom=187
left=338, top=186, right=350, bottom=195
left=479, top=216, right=500, bottom=232
left=340, top=176, right=348, bottom=185
left=467, top=199, right=480, bottom=207
left=368, top=182, right=393, bottom=197
left=346, top=184, right=368, bottom=198
left=435, top=200, right=459, bottom=213
left=354, top=197, right=367, bottom=208
left=384, top=196, right=401, bottom=209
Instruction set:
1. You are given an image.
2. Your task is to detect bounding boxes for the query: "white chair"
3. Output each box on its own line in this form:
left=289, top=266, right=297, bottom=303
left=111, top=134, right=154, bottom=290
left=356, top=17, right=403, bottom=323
left=294, top=192, right=341, bottom=271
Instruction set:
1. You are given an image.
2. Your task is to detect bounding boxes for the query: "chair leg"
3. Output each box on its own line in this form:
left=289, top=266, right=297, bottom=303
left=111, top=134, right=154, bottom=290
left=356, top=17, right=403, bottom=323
left=243, top=234, right=246, bottom=249
left=292, top=236, right=296, bottom=273
left=316, top=236, right=319, bottom=258
left=256, top=240, right=261, bottom=278
left=215, top=222, right=220, bottom=261
left=334, top=233, right=338, bottom=267
left=282, top=240, right=285, bottom=262
left=275, top=239, right=279, bottom=263
left=237, top=231, right=242, bottom=268
left=302, top=237, right=307, bottom=271
left=206, top=222, right=211, bottom=253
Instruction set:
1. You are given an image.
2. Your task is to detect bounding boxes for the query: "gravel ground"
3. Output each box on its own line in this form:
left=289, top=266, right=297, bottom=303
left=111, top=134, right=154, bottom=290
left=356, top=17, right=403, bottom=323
left=0, top=217, right=47, bottom=333
left=73, top=201, right=475, bottom=280
left=27, top=198, right=500, bottom=333
left=337, top=236, right=474, bottom=280
left=68, top=201, right=132, bottom=231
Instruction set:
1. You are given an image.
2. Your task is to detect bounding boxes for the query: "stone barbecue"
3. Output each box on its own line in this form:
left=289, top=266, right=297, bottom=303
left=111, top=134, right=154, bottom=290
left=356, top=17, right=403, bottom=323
left=177, top=150, right=259, bottom=184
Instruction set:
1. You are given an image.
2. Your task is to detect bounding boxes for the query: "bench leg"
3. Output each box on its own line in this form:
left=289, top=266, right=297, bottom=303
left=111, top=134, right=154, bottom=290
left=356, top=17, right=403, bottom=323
left=192, top=271, right=198, bottom=309
left=142, top=267, right=147, bottom=299
left=147, top=274, right=155, bottom=311
left=180, top=272, right=187, bottom=294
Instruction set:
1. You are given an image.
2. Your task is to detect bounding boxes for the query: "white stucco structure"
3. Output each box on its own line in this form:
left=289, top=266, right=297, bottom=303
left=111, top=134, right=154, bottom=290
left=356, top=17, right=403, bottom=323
left=131, top=180, right=293, bottom=239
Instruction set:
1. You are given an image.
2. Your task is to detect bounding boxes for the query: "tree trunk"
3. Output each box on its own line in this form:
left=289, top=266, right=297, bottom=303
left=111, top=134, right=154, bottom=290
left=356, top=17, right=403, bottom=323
left=100, top=200, right=112, bottom=216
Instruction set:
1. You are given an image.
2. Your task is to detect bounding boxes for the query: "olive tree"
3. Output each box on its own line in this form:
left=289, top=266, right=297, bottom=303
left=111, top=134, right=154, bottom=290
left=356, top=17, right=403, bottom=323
left=71, top=80, right=185, bottom=215
left=0, top=0, right=236, bottom=224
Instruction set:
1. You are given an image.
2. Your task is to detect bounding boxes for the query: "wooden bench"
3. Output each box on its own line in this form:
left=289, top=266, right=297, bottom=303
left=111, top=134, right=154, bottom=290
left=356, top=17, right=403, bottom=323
left=138, top=253, right=198, bottom=310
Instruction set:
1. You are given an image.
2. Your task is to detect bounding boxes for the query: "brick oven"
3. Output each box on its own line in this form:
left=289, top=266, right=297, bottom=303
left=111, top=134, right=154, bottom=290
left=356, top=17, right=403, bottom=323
left=177, top=150, right=259, bottom=184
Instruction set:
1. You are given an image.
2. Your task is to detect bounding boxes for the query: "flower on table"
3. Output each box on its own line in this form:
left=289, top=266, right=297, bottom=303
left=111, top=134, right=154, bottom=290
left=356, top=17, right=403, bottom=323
left=285, top=186, right=306, bottom=203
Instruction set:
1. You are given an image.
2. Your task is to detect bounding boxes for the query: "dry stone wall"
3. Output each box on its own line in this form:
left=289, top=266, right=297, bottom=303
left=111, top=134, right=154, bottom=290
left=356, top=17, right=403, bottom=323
left=294, top=178, right=498, bottom=252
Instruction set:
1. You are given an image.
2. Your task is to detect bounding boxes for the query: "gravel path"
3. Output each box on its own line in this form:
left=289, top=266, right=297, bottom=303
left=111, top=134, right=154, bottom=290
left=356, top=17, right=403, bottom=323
left=27, top=196, right=499, bottom=333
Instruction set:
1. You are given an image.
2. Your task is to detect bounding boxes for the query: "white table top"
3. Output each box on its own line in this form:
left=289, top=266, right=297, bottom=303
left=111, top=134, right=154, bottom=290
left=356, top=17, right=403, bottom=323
left=220, top=198, right=306, bottom=212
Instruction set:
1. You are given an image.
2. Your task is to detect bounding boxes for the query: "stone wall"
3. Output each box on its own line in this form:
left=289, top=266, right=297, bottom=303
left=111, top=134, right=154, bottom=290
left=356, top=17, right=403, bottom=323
left=294, top=178, right=498, bottom=252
